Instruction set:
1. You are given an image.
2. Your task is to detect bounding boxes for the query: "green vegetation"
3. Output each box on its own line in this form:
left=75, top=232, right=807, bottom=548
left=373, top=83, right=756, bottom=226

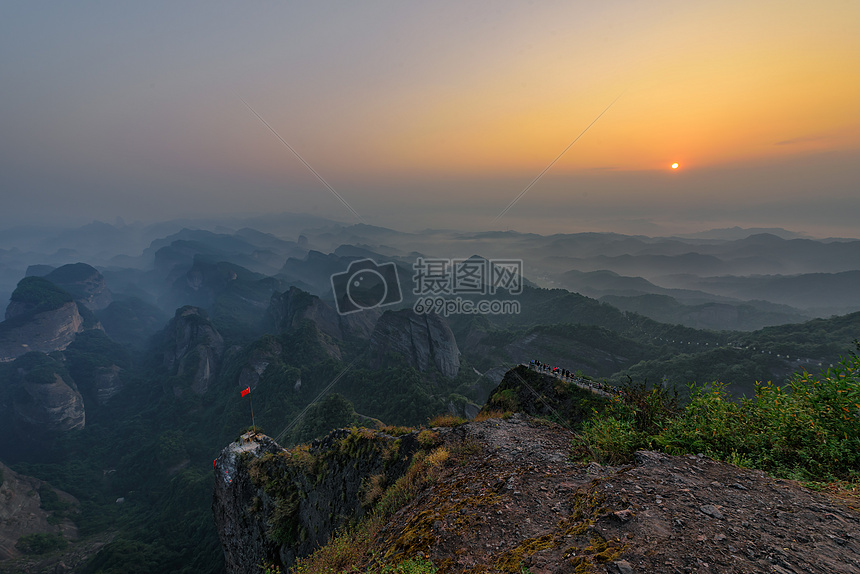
left=9, top=276, right=74, bottom=311
left=0, top=352, right=72, bottom=387
left=574, top=344, right=860, bottom=481
left=15, top=532, right=68, bottom=555
left=1, top=270, right=857, bottom=574
left=96, top=297, right=168, bottom=351
left=609, top=347, right=782, bottom=400
left=290, top=394, right=360, bottom=445
left=427, top=414, right=467, bottom=427
left=80, top=539, right=183, bottom=574
left=40, top=484, right=73, bottom=513
left=484, top=365, right=611, bottom=430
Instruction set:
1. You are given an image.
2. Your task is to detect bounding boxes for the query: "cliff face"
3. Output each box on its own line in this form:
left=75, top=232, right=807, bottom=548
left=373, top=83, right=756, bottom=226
left=91, top=364, right=124, bottom=405
left=215, top=415, right=860, bottom=574
left=11, top=361, right=85, bottom=434
left=0, top=301, right=84, bottom=362
left=0, top=462, right=79, bottom=561
left=163, top=306, right=225, bottom=395
left=368, top=309, right=460, bottom=378
left=236, top=339, right=283, bottom=395
left=212, top=429, right=420, bottom=574
left=266, top=286, right=380, bottom=342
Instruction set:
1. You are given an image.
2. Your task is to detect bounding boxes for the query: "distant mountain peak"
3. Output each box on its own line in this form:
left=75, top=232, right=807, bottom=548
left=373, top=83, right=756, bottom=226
left=674, top=227, right=810, bottom=241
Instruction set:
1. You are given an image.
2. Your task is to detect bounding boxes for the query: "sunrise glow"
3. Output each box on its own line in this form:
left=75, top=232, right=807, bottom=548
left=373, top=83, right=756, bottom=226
left=2, top=1, right=859, bottom=236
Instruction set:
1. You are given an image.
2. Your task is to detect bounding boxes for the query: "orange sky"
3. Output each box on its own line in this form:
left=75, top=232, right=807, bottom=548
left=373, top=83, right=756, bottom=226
left=341, top=1, right=860, bottom=176
left=3, top=1, right=859, bottom=235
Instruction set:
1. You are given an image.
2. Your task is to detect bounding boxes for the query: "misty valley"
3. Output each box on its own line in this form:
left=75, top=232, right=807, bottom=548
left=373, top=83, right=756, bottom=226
left=0, top=216, right=859, bottom=573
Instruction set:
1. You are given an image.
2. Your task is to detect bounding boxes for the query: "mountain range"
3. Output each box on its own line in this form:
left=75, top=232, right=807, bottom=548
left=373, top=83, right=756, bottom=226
left=0, top=214, right=858, bottom=572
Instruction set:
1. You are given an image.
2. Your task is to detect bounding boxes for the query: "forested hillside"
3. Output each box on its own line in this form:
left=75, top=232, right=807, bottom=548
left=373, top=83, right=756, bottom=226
left=0, top=224, right=858, bottom=573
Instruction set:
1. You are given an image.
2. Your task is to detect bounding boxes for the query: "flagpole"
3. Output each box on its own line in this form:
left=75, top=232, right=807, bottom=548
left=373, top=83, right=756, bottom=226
left=250, top=395, right=256, bottom=434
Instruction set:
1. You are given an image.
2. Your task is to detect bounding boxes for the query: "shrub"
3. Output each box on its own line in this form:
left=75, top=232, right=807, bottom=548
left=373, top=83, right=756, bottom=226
left=427, top=414, right=467, bottom=428
left=416, top=430, right=440, bottom=448
left=489, top=388, right=519, bottom=412
left=574, top=343, right=860, bottom=481
left=16, top=532, right=68, bottom=555
left=572, top=377, right=681, bottom=464
left=572, top=415, right=639, bottom=465
left=474, top=409, right=511, bottom=422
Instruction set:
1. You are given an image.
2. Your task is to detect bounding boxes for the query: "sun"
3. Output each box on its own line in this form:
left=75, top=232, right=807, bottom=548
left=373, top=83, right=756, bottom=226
left=671, top=162, right=679, bottom=170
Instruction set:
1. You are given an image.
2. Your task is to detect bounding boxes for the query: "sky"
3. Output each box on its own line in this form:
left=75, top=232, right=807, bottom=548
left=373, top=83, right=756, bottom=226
left=2, top=1, right=859, bottom=237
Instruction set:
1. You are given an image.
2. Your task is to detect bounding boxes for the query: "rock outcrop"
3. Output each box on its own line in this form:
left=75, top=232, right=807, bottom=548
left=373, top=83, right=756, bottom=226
left=0, top=462, right=79, bottom=561
left=0, top=302, right=84, bottom=362
left=0, top=277, right=86, bottom=362
left=10, top=354, right=85, bottom=434
left=236, top=340, right=281, bottom=395
left=212, top=429, right=420, bottom=573
left=91, top=364, right=124, bottom=405
left=161, top=259, right=266, bottom=312
left=215, top=414, right=860, bottom=574
left=483, top=365, right=609, bottom=425
left=43, top=263, right=112, bottom=311
left=266, top=286, right=380, bottom=342
left=163, top=306, right=224, bottom=395
left=368, top=309, right=460, bottom=378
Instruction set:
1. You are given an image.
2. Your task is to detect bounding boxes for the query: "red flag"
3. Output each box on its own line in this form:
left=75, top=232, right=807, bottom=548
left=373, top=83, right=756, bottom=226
left=241, top=387, right=250, bottom=397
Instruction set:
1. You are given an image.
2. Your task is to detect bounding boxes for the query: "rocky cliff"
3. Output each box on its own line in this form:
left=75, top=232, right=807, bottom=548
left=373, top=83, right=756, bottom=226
left=0, top=462, right=79, bottom=561
left=43, top=263, right=112, bottom=311
left=266, top=286, right=380, bottom=342
left=368, top=309, right=460, bottom=378
left=235, top=337, right=286, bottom=396
left=0, top=301, right=84, bottom=362
left=0, top=276, right=88, bottom=363
left=162, top=306, right=225, bottom=395
left=9, top=354, right=85, bottom=435
left=91, top=364, right=124, bottom=405
left=212, top=428, right=420, bottom=573
left=215, top=415, right=860, bottom=574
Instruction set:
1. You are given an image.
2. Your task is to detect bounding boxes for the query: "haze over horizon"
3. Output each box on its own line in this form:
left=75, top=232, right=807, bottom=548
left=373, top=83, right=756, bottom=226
left=3, top=1, right=859, bottom=238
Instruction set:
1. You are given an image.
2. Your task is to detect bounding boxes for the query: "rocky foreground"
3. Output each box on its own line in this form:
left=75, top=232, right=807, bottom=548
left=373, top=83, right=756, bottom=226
left=213, top=414, right=860, bottom=573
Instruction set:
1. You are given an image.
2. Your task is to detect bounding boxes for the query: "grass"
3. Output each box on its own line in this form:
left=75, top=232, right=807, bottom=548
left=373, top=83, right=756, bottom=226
left=474, top=409, right=512, bottom=422
left=427, top=414, right=467, bottom=427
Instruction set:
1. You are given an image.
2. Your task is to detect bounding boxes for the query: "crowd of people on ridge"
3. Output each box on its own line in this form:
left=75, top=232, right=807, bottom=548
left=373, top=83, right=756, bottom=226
left=527, top=360, right=622, bottom=398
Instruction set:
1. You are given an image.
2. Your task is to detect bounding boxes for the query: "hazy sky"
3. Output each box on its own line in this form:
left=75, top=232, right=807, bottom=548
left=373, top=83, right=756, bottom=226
left=2, top=1, right=859, bottom=237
